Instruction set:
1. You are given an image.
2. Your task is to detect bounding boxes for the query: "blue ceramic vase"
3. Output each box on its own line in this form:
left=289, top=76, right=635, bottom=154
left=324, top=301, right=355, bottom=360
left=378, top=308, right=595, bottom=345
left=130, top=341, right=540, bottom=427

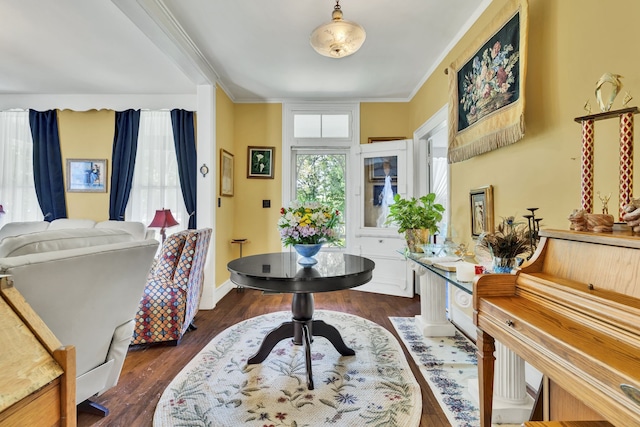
left=492, top=257, right=516, bottom=274
left=293, top=243, right=323, bottom=267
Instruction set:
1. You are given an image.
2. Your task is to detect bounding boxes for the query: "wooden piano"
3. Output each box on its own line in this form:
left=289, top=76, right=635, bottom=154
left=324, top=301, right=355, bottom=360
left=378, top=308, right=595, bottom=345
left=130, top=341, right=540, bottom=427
left=474, top=229, right=640, bottom=427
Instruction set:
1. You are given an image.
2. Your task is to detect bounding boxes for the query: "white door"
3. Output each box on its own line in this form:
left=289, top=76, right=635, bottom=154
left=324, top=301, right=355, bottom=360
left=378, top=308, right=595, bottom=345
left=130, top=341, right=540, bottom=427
left=350, top=139, right=414, bottom=297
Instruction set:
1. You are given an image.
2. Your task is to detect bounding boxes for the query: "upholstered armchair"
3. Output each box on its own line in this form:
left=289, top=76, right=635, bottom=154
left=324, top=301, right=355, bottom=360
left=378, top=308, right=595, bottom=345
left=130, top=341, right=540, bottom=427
left=131, top=228, right=212, bottom=345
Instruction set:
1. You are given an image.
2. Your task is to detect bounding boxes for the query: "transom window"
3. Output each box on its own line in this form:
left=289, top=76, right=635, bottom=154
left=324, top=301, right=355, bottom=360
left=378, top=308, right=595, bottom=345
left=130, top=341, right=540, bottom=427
left=293, top=113, right=350, bottom=139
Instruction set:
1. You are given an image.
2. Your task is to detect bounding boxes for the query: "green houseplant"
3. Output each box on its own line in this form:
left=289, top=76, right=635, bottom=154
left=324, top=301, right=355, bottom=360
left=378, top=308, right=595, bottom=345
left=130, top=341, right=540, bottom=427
left=386, top=193, right=445, bottom=252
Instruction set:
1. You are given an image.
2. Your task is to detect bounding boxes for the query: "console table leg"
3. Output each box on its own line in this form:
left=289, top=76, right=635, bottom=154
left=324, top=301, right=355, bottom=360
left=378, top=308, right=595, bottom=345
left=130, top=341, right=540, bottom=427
left=477, top=328, right=496, bottom=427
left=312, top=320, right=355, bottom=356
left=247, top=322, right=294, bottom=364
left=302, top=323, right=314, bottom=390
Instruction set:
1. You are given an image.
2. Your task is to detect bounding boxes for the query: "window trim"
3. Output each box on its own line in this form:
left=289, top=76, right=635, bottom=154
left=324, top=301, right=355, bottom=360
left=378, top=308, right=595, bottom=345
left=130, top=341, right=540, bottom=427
left=282, top=103, right=360, bottom=251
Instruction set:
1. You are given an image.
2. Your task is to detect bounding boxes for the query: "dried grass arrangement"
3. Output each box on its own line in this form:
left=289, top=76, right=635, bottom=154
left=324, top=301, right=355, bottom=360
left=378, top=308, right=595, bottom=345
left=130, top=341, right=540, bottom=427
left=477, top=216, right=532, bottom=259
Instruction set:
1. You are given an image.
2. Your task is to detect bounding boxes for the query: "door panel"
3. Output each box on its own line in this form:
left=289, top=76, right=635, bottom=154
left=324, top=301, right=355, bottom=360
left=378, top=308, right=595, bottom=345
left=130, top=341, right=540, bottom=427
left=350, top=140, right=413, bottom=297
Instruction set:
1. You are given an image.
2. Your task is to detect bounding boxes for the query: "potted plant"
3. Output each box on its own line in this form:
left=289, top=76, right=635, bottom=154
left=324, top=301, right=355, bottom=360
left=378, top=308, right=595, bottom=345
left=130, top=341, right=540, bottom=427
left=385, top=193, right=445, bottom=252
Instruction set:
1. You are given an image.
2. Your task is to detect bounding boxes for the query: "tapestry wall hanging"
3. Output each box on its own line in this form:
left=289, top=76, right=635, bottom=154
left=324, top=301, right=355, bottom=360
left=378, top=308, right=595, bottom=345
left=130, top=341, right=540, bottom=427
left=447, top=0, right=528, bottom=163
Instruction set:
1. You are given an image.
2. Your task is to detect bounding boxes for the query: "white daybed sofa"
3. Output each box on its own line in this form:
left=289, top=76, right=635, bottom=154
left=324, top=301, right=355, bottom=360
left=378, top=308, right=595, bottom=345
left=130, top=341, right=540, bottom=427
left=0, top=227, right=159, bottom=414
left=0, top=218, right=155, bottom=242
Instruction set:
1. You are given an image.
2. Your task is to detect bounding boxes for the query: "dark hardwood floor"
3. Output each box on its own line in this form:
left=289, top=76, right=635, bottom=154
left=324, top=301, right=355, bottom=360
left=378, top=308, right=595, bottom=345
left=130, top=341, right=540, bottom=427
left=77, top=288, right=451, bottom=427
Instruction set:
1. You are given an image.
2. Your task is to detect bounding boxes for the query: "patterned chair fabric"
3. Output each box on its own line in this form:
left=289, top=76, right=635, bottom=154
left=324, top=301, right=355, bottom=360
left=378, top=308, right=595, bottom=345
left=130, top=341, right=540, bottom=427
left=131, top=228, right=212, bottom=345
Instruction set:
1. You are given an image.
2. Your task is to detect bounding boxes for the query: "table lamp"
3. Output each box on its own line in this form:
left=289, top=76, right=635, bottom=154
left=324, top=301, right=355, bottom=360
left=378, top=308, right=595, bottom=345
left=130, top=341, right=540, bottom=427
left=148, top=208, right=179, bottom=242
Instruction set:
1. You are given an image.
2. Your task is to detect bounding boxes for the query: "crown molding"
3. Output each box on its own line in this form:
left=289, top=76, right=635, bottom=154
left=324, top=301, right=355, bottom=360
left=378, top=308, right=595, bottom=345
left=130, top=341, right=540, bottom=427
left=408, top=0, right=492, bottom=101
left=111, top=0, right=235, bottom=101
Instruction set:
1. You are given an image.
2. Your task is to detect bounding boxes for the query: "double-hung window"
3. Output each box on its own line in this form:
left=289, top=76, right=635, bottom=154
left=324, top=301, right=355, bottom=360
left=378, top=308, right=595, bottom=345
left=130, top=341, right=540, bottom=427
left=126, top=111, right=188, bottom=233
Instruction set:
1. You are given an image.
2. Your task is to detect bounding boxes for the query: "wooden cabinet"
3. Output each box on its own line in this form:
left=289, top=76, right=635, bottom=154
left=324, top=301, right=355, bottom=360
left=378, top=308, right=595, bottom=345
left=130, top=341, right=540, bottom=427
left=0, top=276, right=75, bottom=427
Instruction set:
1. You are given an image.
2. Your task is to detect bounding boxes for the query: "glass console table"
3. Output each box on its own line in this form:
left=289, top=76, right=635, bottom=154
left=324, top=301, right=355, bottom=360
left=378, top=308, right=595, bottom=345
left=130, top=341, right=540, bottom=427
left=400, top=250, right=473, bottom=294
left=399, top=249, right=474, bottom=337
left=401, top=250, right=535, bottom=422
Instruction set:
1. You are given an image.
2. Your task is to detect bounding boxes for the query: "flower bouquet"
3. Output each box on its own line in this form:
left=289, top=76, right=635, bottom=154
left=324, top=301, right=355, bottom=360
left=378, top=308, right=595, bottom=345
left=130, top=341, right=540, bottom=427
left=278, top=202, right=342, bottom=247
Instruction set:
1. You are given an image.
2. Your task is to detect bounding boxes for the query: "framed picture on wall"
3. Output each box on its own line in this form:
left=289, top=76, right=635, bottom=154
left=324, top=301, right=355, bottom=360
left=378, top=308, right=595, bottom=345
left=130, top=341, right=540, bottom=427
left=470, top=185, right=494, bottom=237
left=66, top=159, right=107, bottom=192
left=220, top=149, right=234, bottom=196
left=247, top=146, right=275, bottom=179
left=367, top=136, right=406, bottom=144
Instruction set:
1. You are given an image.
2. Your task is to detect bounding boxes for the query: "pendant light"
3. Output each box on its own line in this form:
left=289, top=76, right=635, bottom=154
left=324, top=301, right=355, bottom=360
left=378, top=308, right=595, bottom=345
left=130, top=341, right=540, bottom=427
left=309, top=0, right=366, bottom=58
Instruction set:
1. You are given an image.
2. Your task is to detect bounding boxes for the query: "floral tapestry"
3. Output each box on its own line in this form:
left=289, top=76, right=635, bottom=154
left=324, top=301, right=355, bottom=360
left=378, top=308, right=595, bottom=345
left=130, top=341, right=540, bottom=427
left=448, top=0, right=528, bottom=163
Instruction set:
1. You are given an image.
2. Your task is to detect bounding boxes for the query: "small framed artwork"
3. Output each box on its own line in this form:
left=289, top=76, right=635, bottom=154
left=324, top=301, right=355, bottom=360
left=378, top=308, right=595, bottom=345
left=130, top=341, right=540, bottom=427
left=66, top=159, right=107, bottom=192
left=470, top=185, right=494, bottom=237
left=369, top=156, right=398, bottom=181
left=247, top=146, right=275, bottom=179
left=367, top=136, right=406, bottom=144
left=220, top=149, right=234, bottom=197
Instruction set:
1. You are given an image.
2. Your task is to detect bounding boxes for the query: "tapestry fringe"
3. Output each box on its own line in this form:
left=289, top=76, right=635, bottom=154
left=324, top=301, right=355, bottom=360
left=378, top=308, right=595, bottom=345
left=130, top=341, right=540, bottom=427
left=448, top=117, right=525, bottom=164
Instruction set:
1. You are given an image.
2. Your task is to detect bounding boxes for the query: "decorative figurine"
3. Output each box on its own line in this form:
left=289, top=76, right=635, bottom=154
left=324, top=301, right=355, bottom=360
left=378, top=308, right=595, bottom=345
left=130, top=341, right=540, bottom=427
left=583, top=100, right=592, bottom=114
left=585, top=212, right=614, bottom=232
left=597, top=191, right=611, bottom=215
left=623, top=91, right=633, bottom=107
left=569, top=209, right=587, bottom=231
left=595, top=72, right=623, bottom=112
left=568, top=208, right=613, bottom=232
left=622, top=198, right=640, bottom=233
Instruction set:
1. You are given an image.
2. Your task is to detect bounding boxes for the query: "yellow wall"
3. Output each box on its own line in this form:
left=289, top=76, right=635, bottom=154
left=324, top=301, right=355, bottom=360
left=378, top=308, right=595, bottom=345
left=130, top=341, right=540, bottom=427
left=360, top=102, right=412, bottom=144
left=233, top=103, right=283, bottom=256
left=215, top=86, right=236, bottom=285
left=409, top=0, right=640, bottom=244
left=48, top=0, right=640, bottom=287
left=57, top=109, right=114, bottom=221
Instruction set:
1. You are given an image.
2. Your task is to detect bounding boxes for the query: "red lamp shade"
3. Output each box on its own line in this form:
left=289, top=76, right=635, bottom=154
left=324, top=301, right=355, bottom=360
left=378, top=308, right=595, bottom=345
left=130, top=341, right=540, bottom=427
left=148, top=209, right=179, bottom=241
left=149, top=209, right=179, bottom=228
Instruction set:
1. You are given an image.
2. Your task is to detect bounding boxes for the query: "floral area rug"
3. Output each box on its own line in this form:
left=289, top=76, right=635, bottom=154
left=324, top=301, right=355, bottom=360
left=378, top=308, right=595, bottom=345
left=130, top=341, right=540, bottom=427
left=389, top=317, right=481, bottom=427
left=154, top=310, right=421, bottom=427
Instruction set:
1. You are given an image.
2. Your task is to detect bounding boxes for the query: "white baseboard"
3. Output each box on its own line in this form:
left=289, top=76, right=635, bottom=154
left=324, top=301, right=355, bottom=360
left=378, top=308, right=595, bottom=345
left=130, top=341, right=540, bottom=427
left=214, top=280, right=235, bottom=306
left=199, top=279, right=235, bottom=310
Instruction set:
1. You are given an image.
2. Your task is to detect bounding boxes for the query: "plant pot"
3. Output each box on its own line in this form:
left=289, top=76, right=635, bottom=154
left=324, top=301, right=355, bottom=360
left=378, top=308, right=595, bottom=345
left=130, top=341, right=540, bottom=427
left=293, top=243, right=323, bottom=267
left=492, top=256, right=517, bottom=274
left=405, top=228, right=430, bottom=253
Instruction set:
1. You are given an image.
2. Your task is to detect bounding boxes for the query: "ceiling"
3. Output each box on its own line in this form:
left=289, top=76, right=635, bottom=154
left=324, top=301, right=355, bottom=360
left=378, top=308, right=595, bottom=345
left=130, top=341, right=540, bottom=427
left=0, top=0, right=491, bottom=103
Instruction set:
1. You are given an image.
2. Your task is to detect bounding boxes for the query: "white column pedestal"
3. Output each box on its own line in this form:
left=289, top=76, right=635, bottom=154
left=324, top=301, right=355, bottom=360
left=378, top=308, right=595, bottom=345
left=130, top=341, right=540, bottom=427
left=412, top=263, right=456, bottom=337
left=468, top=340, right=534, bottom=424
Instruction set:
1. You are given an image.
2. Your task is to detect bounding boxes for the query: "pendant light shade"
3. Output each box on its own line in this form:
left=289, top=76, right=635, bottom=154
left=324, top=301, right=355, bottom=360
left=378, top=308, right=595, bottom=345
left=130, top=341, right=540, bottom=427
left=310, top=1, right=366, bottom=58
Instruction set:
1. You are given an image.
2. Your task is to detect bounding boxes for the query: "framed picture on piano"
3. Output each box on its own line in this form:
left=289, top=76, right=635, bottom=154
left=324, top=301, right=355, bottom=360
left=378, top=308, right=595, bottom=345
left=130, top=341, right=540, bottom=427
left=470, top=185, right=494, bottom=237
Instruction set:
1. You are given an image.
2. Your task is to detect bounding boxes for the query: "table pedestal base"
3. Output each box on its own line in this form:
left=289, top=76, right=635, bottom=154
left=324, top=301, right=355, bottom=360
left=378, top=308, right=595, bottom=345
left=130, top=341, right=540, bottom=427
left=247, top=293, right=355, bottom=390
